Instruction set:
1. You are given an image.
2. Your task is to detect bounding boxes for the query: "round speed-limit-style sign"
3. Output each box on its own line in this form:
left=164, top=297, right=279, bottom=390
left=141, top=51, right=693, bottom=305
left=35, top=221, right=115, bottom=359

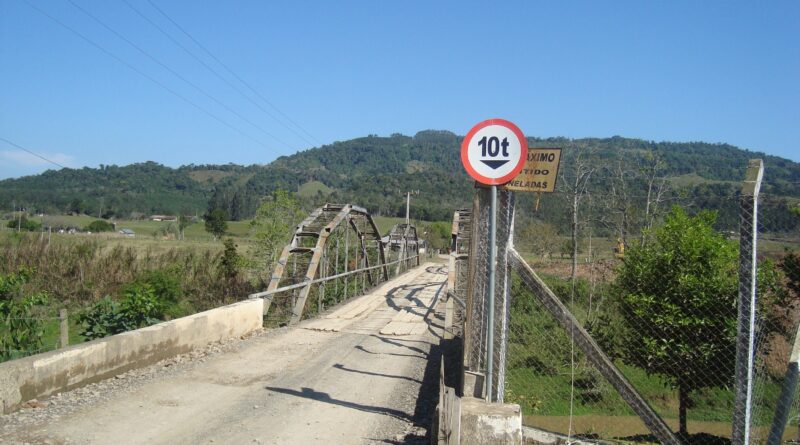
left=461, top=118, right=528, bottom=185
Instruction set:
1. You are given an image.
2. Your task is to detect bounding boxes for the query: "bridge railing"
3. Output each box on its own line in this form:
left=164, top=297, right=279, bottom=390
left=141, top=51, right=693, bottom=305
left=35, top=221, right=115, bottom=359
left=248, top=256, right=417, bottom=299
left=248, top=203, right=420, bottom=327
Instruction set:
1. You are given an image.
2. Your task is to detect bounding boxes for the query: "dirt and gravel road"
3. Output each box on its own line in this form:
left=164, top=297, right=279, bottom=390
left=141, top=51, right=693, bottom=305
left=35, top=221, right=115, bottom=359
left=0, top=263, right=447, bottom=445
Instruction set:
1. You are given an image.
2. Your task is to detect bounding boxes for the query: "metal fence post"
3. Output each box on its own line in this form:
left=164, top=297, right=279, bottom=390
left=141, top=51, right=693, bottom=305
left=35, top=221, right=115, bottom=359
left=464, top=193, right=480, bottom=371
left=464, top=187, right=515, bottom=402
left=767, top=325, right=800, bottom=445
left=733, top=158, right=764, bottom=445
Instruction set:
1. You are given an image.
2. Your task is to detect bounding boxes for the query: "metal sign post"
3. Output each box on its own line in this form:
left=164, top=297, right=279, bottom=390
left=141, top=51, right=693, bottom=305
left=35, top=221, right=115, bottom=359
left=461, top=118, right=527, bottom=402
left=486, top=184, right=497, bottom=402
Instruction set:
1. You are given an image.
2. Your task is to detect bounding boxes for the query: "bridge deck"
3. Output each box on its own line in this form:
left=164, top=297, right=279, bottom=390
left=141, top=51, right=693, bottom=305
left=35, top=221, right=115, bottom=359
left=0, top=263, right=447, bottom=445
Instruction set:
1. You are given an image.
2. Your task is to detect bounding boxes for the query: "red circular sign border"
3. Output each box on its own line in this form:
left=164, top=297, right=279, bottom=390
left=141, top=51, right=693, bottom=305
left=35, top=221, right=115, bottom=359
left=461, top=118, right=528, bottom=185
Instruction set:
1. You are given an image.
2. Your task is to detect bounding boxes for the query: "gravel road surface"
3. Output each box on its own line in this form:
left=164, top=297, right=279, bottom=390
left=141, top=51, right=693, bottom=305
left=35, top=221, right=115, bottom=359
left=0, top=263, right=447, bottom=445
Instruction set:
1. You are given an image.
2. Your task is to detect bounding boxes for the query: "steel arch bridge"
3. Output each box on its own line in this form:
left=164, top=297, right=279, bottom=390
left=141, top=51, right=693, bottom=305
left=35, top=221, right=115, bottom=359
left=250, top=203, right=420, bottom=326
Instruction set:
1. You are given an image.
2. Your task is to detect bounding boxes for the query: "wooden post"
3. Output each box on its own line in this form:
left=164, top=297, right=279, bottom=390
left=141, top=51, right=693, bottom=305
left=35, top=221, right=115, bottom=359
left=59, top=309, right=69, bottom=348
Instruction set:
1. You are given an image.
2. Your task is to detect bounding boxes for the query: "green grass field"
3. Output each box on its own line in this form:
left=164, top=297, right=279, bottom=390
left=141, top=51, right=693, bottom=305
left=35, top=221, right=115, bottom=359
left=372, top=216, right=408, bottom=234
left=1, top=213, right=449, bottom=259
left=13, top=208, right=447, bottom=237
left=297, top=180, right=334, bottom=198
left=23, top=214, right=251, bottom=241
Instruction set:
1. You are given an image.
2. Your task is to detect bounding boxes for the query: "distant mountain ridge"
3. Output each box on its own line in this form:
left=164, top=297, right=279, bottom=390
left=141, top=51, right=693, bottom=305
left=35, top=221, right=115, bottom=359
left=1, top=131, right=798, bottom=222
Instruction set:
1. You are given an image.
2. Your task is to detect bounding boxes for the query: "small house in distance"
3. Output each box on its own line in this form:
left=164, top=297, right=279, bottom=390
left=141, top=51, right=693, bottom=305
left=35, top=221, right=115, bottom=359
left=150, top=215, right=177, bottom=222
left=119, top=229, right=135, bottom=237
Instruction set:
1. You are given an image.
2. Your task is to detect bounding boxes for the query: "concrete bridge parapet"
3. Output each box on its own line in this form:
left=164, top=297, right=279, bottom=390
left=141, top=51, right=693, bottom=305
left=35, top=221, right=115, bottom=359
left=0, top=299, right=263, bottom=414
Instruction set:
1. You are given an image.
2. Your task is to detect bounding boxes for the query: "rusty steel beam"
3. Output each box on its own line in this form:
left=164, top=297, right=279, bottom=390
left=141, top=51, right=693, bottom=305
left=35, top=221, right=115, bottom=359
left=288, top=205, right=353, bottom=325
left=262, top=203, right=421, bottom=323
left=365, top=214, right=390, bottom=281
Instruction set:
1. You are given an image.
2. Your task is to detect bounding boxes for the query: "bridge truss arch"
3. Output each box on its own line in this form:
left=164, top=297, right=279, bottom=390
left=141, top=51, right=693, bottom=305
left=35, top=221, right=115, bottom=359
left=251, top=203, right=420, bottom=326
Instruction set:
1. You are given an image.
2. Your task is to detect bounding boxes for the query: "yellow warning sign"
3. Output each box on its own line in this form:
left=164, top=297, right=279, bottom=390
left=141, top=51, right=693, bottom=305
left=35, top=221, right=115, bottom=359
left=504, top=148, right=562, bottom=193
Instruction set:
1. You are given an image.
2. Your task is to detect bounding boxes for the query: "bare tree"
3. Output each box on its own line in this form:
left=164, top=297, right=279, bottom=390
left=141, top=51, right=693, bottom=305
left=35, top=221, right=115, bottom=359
left=598, top=150, right=670, bottom=250
left=608, top=159, right=636, bottom=247
left=560, top=147, right=595, bottom=282
left=639, top=152, right=669, bottom=246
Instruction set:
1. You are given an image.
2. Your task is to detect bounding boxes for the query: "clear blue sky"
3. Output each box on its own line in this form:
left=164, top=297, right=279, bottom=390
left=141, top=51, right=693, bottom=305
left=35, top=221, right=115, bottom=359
left=1, top=0, right=798, bottom=179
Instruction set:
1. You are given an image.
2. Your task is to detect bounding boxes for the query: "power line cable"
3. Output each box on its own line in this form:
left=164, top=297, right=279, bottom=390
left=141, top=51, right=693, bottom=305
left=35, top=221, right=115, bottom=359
left=146, top=0, right=324, bottom=146
left=23, top=0, right=271, bottom=152
left=65, top=0, right=294, bottom=151
left=120, top=0, right=318, bottom=148
left=0, top=137, right=67, bottom=169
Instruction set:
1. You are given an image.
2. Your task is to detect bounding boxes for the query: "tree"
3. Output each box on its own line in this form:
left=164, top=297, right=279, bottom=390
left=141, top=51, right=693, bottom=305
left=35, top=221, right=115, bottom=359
left=6, top=216, right=40, bottom=232
left=204, top=208, right=228, bottom=240
left=517, top=220, right=560, bottom=260
left=68, top=198, right=85, bottom=215
left=78, top=285, right=164, bottom=340
left=612, top=206, right=738, bottom=437
left=220, top=238, right=241, bottom=281
left=604, top=158, right=636, bottom=247
left=85, top=220, right=115, bottom=232
left=559, top=147, right=595, bottom=281
left=177, top=214, right=192, bottom=240
left=249, top=191, right=304, bottom=276
left=783, top=250, right=800, bottom=299
left=1, top=269, right=48, bottom=360
left=639, top=152, right=669, bottom=246
left=423, top=221, right=451, bottom=252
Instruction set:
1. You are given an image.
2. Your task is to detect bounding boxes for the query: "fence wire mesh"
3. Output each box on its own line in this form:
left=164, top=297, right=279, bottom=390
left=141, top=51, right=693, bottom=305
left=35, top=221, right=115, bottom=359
left=1, top=308, right=83, bottom=363
left=448, top=208, right=471, bottom=340
left=458, top=159, right=800, bottom=443
left=750, top=193, right=800, bottom=445
left=463, top=187, right=515, bottom=402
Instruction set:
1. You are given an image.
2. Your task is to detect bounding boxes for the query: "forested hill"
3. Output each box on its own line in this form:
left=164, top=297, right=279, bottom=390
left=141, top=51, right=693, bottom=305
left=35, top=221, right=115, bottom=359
left=1, top=131, right=798, bottom=222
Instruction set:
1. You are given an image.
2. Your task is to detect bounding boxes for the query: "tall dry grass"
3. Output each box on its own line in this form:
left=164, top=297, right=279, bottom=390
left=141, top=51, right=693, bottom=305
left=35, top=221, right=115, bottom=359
left=1, top=233, right=257, bottom=312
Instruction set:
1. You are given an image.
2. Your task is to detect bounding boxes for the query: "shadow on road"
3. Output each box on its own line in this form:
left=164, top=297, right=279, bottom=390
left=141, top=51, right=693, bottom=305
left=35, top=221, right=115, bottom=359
left=266, top=267, right=449, bottom=444
left=354, top=345, right=426, bottom=359
left=369, top=335, right=429, bottom=356
left=382, top=281, right=441, bottom=318
left=401, top=329, right=443, bottom=444
left=425, top=265, right=448, bottom=275
left=264, top=386, right=413, bottom=423
left=332, top=363, right=423, bottom=384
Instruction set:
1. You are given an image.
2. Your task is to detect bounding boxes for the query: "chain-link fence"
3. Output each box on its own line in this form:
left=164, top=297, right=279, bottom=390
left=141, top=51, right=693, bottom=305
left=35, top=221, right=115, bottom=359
left=460, top=187, right=515, bottom=402
left=751, top=188, right=800, bottom=445
left=447, top=208, right=471, bottom=340
left=458, top=158, right=800, bottom=443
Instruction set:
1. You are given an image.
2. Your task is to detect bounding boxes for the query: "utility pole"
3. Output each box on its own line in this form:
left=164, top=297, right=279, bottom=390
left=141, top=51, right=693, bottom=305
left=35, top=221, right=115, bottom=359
left=404, top=190, right=418, bottom=225
left=405, top=192, right=410, bottom=225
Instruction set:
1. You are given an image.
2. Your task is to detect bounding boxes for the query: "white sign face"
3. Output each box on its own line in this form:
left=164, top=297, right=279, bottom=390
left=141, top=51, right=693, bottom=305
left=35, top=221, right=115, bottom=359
left=461, top=119, right=528, bottom=185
